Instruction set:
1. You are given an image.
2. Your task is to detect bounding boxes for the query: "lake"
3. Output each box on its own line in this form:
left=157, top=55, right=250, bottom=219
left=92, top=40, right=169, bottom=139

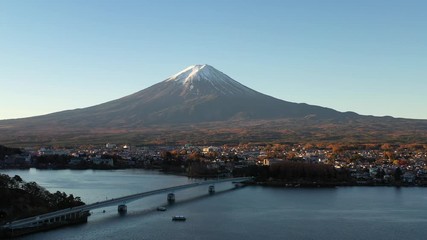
left=1, top=169, right=427, bottom=240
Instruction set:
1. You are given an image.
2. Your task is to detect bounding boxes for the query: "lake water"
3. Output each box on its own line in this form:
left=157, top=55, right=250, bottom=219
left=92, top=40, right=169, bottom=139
left=2, top=169, right=427, bottom=240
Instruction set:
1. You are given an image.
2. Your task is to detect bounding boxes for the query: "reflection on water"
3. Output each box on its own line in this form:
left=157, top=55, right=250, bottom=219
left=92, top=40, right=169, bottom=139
left=1, top=169, right=427, bottom=240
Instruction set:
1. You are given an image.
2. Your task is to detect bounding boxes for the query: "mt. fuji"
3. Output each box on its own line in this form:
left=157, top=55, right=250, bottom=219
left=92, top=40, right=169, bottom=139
left=1, top=64, right=426, bottom=145
left=43, top=64, right=346, bottom=125
left=14, top=64, right=348, bottom=126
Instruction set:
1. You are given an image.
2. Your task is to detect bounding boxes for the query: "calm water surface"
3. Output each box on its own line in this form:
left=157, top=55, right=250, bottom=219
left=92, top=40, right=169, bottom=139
left=1, top=169, right=427, bottom=240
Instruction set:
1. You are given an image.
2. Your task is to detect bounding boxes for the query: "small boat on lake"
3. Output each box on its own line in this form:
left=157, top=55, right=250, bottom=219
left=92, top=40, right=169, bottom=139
left=172, top=216, right=186, bottom=221
left=157, top=206, right=167, bottom=211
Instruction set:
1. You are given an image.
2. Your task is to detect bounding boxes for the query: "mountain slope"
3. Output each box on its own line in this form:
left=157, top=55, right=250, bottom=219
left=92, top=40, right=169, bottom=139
left=1, top=64, right=426, bottom=145
left=0, top=64, right=355, bottom=129
left=86, top=64, right=349, bottom=125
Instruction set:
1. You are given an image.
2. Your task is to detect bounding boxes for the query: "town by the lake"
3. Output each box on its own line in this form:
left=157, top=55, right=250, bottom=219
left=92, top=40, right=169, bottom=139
left=2, top=143, right=427, bottom=187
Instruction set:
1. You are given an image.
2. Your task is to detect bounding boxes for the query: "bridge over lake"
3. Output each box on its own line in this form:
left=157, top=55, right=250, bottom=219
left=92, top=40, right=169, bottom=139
left=1, top=177, right=252, bottom=237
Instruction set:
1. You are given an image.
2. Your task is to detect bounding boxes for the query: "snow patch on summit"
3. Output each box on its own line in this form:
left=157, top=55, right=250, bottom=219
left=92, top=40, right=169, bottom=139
left=166, top=64, right=227, bottom=84
left=164, top=64, right=258, bottom=96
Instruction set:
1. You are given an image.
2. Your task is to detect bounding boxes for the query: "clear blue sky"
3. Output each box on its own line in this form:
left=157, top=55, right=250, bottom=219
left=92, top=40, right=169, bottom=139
left=1, top=0, right=426, bottom=120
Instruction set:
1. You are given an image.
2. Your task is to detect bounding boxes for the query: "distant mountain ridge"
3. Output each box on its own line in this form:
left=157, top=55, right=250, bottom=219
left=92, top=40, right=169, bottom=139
left=0, top=64, right=426, bottom=146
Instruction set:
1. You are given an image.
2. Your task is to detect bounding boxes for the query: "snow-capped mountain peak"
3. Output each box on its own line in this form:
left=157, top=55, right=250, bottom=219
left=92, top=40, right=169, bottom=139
left=166, top=64, right=229, bottom=84
left=164, top=64, right=257, bottom=96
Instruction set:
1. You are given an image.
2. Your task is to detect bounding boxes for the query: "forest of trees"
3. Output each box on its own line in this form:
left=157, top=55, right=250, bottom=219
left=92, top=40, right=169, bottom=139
left=0, top=174, right=85, bottom=223
left=233, top=161, right=351, bottom=185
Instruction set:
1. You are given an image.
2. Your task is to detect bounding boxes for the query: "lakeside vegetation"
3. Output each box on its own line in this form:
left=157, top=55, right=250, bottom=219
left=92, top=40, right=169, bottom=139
left=0, top=145, right=21, bottom=160
left=234, top=161, right=348, bottom=183
left=0, top=173, right=84, bottom=224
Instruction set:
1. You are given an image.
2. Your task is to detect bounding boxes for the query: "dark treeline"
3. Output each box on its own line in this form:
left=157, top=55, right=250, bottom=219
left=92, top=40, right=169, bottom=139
left=233, top=161, right=350, bottom=185
left=0, top=174, right=85, bottom=223
left=0, top=145, right=21, bottom=160
left=159, top=150, right=186, bottom=173
left=32, top=154, right=116, bottom=169
left=269, top=161, right=340, bottom=181
left=34, top=154, right=72, bottom=167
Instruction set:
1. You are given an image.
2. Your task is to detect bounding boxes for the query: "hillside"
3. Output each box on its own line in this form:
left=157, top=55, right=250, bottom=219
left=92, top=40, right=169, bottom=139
left=1, top=117, right=426, bottom=147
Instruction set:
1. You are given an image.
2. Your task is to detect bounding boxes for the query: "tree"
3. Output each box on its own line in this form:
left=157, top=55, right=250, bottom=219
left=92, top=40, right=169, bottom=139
left=329, top=144, right=343, bottom=153
left=160, top=151, right=172, bottom=160
left=394, top=167, right=402, bottom=182
left=12, top=175, right=23, bottom=182
left=375, top=169, right=385, bottom=179
left=381, top=143, right=392, bottom=151
left=188, top=152, right=201, bottom=161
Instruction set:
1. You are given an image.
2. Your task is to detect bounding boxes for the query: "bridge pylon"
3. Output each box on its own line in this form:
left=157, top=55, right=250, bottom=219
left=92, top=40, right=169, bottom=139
left=167, top=193, right=175, bottom=203
left=118, top=204, right=127, bottom=214
left=208, top=185, right=215, bottom=194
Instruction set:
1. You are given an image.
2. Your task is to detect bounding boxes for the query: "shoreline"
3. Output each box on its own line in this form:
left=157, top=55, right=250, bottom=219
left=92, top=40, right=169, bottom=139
left=2, top=168, right=426, bottom=187
left=250, top=181, right=427, bottom=188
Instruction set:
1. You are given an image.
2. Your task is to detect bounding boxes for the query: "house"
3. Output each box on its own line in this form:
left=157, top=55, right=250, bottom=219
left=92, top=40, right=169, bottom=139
left=203, top=146, right=219, bottom=154
left=106, top=143, right=116, bottom=149
left=69, top=158, right=83, bottom=165
left=92, top=158, right=114, bottom=166
left=262, top=158, right=283, bottom=166
left=402, top=171, right=416, bottom=183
